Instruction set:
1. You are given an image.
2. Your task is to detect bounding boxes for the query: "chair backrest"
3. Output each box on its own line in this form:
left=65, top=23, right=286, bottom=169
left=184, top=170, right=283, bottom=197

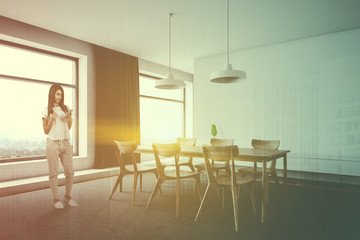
left=252, top=139, right=280, bottom=169
left=177, top=137, right=196, bottom=146
left=210, top=138, right=234, bottom=146
left=251, top=139, right=280, bottom=150
left=202, top=145, right=239, bottom=184
left=114, top=141, right=137, bottom=171
left=152, top=143, right=181, bottom=176
left=177, top=137, right=196, bottom=161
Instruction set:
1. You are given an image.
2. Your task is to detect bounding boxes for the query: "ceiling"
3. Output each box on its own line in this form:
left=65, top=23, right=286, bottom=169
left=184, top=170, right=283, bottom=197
left=1, top=0, right=360, bottom=74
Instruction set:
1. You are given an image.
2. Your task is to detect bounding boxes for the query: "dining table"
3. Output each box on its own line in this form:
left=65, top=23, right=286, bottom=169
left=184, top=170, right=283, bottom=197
left=135, top=144, right=290, bottom=223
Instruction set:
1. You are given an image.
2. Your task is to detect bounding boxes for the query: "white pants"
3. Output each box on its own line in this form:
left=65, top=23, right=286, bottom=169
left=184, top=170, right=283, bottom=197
left=46, top=139, right=74, bottom=200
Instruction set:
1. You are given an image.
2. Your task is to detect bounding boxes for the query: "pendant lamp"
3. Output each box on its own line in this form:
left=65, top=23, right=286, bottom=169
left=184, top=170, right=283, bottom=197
left=210, top=0, right=246, bottom=83
left=155, top=13, right=185, bottom=89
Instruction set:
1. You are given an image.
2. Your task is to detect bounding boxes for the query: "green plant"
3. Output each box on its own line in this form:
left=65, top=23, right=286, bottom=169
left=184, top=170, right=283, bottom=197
left=211, top=124, right=217, bottom=138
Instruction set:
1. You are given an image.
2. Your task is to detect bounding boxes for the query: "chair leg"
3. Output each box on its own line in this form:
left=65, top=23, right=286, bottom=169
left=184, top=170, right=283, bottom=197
left=192, top=171, right=197, bottom=194
left=270, top=159, right=279, bottom=184
left=271, top=170, right=279, bottom=184
left=109, top=174, right=123, bottom=200
left=250, top=183, right=257, bottom=215
left=153, top=171, right=162, bottom=196
left=191, top=164, right=198, bottom=194
left=176, top=178, right=180, bottom=217
left=265, top=173, right=271, bottom=206
left=132, top=172, right=138, bottom=205
left=195, top=184, right=213, bottom=222
left=193, top=182, right=197, bottom=194
left=266, top=181, right=270, bottom=206
left=222, top=187, right=225, bottom=208
left=140, top=173, right=143, bottom=192
left=119, top=173, right=124, bottom=192
left=189, top=163, right=196, bottom=172
left=146, top=177, right=163, bottom=210
left=225, top=162, right=231, bottom=175
left=231, top=185, right=239, bottom=232
left=195, top=175, right=202, bottom=201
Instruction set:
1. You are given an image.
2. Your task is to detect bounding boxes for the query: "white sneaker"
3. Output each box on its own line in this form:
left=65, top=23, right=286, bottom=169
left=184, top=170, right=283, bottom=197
left=65, top=198, right=79, bottom=207
left=53, top=201, right=64, bottom=209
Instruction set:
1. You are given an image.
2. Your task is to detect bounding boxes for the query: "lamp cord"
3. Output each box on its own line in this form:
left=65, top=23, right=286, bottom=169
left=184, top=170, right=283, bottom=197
left=227, top=0, right=230, bottom=65
left=169, top=13, right=173, bottom=75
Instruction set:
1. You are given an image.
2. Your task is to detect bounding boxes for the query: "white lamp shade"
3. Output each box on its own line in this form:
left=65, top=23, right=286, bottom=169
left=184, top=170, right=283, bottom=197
left=155, top=73, right=185, bottom=89
left=210, top=63, right=246, bottom=83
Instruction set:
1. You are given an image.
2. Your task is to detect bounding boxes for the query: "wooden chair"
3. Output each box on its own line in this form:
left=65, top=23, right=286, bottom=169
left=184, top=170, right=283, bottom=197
left=237, top=139, right=280, bottom=182
left=109, top=141, right=159, bottom=205
left=161, top=137, right=197, bottom=171
left=146, top=143, right=202, bottom=217
left=194, top=138, right=234, bottom=175
left=237, top=139, right=280, bottom=204
left=195, top=145, right=256, bottom=232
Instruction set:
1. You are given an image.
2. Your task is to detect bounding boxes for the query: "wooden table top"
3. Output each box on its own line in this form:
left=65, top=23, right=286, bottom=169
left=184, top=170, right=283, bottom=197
left=136, top=145, right=290, bottom=162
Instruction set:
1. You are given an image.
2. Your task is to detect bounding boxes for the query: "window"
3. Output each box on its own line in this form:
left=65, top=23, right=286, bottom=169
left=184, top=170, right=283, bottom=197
left=139, top=74, right=185, bottom=145
left=0, top=41, right=78, bottom=162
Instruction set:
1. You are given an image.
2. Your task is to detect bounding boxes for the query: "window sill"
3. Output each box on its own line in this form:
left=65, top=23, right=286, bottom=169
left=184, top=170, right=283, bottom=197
left=0, top=167, right=119, bottom=197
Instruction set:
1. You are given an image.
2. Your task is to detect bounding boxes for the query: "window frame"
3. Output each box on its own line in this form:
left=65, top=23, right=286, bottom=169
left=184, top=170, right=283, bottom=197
left=0, top=39, right=79, bottom=163
left=139, top=73, right=186, bottom=141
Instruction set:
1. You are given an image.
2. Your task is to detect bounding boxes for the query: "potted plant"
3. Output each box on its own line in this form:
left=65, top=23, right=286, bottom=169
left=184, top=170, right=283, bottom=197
left=211, top=124, right=217, bottom=138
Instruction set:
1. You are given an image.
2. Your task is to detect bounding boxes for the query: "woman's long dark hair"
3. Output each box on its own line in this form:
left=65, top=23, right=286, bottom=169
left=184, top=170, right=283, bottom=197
left=47, top=83, right=68, bottom=117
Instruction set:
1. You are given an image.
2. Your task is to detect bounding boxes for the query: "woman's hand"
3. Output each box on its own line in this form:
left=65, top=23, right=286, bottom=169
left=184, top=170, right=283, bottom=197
left=65, top=109, right=73, bottom=121
left=50, top=112, right=57, bottom=122
left=43, top=112, right=57, bottom=134
left=66, top=110, right=73, bottom=130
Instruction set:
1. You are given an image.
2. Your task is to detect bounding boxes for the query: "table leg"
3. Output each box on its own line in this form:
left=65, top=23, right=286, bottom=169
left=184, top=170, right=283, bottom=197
left=261, top=160, right=267, bottom=223
left=283, top=154, right=287, bottom=184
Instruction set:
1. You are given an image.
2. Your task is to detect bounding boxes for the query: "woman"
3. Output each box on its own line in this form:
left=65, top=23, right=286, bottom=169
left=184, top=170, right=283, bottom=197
left=42, top=83, right=78, bottom=209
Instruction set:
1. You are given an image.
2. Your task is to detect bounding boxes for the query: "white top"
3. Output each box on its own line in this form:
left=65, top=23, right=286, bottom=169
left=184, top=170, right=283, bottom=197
left=42, top=106, right=70, bottom=140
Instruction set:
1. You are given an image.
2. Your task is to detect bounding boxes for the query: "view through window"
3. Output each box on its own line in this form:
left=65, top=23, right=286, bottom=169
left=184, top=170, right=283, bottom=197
left=0, top=42, right=78, bottom=162
left=139, top=74, right=184, bottom=145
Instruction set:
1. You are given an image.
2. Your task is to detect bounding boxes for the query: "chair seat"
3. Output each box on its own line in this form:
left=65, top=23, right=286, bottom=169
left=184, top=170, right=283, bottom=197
left=125, top=163, right=158, bottom=173
left=237, top=166, right=280, bottom=184
left=194, top=162, right=227, bottom=171
left=215, top=174, right=255, bottom=186
left=161, top=158, right=192, bottom=166
left=237, top=166, right=263, bottom=175
left=164, top=168, right=201, bottom=179
left=237, top=166, right=276, bottom=176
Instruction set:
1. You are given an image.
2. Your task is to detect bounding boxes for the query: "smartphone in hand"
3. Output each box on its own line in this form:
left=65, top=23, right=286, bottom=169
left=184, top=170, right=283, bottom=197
left=66, top=109, right=73, bottom=118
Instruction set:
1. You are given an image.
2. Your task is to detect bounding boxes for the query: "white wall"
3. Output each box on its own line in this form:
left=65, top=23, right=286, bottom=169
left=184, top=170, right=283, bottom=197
left=193, top=28, right=360, bottom=176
